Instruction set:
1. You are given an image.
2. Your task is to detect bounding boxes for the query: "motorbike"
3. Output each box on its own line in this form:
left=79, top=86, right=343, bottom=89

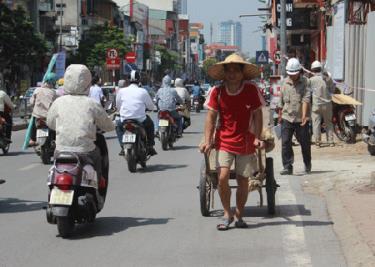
left=158, top=110, right=179, bottom=150
left=35, top=118, right=55, bottom=164
left=0, top=114, right=11, bottom=155
left=192, top=96, right=201, bottom=113
left=177, top=104, right=190, bottom=131
left=122, top=119, right=149, bottom=172
left=362, top=109, right=375, bottom=156
left=46, top=134, right=109, bottom=238
left=332, top=101, right=357, bottom=144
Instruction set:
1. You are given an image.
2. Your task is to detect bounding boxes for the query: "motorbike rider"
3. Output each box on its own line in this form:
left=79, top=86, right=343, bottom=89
left=310, top=60, right=335, bottom=147
left=89, top=75, right=105, bottom=106
left=47, top=64, right=115, bottom=183
left=114, top=79, right=128, bottom=156
left=191, top=80, right=205, bottom=107
left=29, top=73, right=57, bottom=147
left=116, top=70, right=157, bottom=156
left=174, top=78, right=191, bottom=128
left=155, top=75, right=184, bottom=137
left=0, top=89, right=14, bottom=142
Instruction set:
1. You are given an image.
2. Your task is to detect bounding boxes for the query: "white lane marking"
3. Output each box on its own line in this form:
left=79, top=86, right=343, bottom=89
left=19, top=163, right=40, bottom=171
left=278, top=178, right=313, bottom=266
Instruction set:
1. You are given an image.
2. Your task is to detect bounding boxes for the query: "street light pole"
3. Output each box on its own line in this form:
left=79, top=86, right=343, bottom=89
left=59, top=0, right=63, bottom=52
left=280, top=0, right=287, bottom=77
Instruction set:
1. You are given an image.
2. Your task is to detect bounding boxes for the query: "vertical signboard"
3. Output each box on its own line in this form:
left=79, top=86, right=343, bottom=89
left=55, top=52, right=66, bottom=78
left=332, top=2, right=345, bottom=80
left=276, top=0, right=294, bottom=28
left=135, top=44, right=144, bottom=70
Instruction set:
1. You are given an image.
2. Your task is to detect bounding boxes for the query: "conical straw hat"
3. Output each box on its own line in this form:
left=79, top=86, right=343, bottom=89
left=208, top=53, right=260, bottom=80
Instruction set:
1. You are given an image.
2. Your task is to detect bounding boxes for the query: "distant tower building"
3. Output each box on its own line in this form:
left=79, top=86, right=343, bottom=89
left=218, top=20, right=242, bottom=50
left=176, top=0, right=187, bottom=14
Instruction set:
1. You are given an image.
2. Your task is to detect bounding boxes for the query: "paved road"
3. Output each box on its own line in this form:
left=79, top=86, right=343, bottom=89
left=0, top=111, right=347, bottom=267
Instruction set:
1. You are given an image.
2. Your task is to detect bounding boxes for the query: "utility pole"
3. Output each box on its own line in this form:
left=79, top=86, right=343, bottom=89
left=280, top=0, right=287, bottom=77
left=59, top=0, right=63, bottom=52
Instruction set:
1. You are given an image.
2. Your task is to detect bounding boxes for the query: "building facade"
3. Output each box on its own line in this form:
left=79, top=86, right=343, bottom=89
left=218, top=20, right=242, bottom=50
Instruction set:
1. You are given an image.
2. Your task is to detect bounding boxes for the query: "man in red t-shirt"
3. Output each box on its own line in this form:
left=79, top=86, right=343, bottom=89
left=200, top=54, right=264, bottom=230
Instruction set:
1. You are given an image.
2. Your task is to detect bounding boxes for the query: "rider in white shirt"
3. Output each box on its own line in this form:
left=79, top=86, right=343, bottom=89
left=89, top=76, right=104, bottom=105
left=116, top=70, right=157, bottom=156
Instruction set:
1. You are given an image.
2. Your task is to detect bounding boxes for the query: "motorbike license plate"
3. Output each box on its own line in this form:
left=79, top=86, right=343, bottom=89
left=122, top=133, right=136, bottom=143
left=159, top=119, right=169, bottom=127
left=37, top=129, right=49, bottom=138
left=345, top=114, right=356, bottom=121
left=49, top=188, right=74, bottom=205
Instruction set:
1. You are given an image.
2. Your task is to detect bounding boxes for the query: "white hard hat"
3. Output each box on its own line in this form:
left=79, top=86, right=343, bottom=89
left=311, top=60, right=322, bottom=70
left=286, top=58, right=301, bottom=75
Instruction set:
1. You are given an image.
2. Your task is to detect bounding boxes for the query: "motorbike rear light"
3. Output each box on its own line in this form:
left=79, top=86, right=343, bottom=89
left=125, top=123, right=135, bottom=131
left=37, top=119, right=46, bottom=127
left=99, top=177, right=106, bottom=189
left=55, top=173, right=73, bottom=190
left=159, top=111, right=169, bottom=119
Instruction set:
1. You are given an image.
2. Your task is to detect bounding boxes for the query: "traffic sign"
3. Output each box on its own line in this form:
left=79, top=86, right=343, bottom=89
left=106, top=48, right=118, bottom=59
left=106, top=48, right=120, bottom=69
left=274, top=51, right=281, bottom=64
left=125, top=52, right=136, bottom=63
left=256, top=50, right=269, bottom=64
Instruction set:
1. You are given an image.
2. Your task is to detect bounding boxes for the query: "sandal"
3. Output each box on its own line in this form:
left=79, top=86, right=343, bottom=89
left=217, top=217, right=234, bottom=231
left=235, top=219, right=248, bottom=228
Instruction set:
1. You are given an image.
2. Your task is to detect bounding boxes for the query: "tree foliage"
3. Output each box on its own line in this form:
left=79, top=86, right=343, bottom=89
left=154, top=44, right=181, bottom=79
left=202, top=57, right=218, bottom=82
left=0, top=4, right=48, bottom=70
left=70, top=23, right=132, bottom=69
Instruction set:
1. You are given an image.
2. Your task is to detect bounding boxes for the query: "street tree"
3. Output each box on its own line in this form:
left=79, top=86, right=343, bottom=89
left=202, top=57, right=218, bottom=82
left=70, top=23, right=132, bottom=70
left=0, top=4, right=48, bottom=80
left=154, top=44, right=181, bottom=80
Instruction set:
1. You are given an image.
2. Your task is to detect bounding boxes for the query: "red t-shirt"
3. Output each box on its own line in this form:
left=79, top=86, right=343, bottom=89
left=206, top=82, right=264, bottom=155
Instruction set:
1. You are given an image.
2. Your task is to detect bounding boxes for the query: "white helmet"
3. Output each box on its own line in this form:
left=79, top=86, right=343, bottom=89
left=286, top=58, right=301, bottom=75
left=311, top=60, right=322, bottom=70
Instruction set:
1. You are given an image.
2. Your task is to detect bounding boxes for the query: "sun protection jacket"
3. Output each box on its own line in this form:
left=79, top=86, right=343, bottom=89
left=47, top=64, right=114, bottom=153
left=30, top=85, right=56, bottom=118
left=0, top=90, right=13, bottom=112
left=174, top=78, right=190, bottom=104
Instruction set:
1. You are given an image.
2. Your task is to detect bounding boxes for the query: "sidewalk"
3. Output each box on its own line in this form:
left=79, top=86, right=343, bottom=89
left=284, top=139, right=375, bottom=266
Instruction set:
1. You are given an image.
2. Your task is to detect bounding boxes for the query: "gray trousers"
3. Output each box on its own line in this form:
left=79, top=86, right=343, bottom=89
left=311, top=103, right=334, bottom=143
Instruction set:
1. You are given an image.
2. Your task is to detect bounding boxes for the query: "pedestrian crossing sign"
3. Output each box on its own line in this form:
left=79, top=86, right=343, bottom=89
left=256, top=51, right=269, bottom=64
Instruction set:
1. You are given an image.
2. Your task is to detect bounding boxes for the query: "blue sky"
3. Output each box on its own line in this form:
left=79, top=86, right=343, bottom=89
left=187, top=0, right=266, bottom=57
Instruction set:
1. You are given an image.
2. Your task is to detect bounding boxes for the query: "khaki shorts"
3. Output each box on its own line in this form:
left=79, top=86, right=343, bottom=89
left=216, top=150, right=258, bottom=178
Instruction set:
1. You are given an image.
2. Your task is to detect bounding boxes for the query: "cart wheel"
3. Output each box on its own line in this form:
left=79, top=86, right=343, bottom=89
left=265, top=157, right=277, bottom=215
left=199, top=160, right=211, bottom=217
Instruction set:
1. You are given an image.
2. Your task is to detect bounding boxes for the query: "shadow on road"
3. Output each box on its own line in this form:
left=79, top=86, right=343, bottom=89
left=2, top=151, right=35, bottom=157
left=67, top=216, right=173, bottom=239
left=0, top=198, right=46, bottom=213
left=244, top=204, right=312, bottom=217
left=245, top=220, right=333, bottom=229
left=139, top=164, right=188, bottom=173
left=171, top=145, right=197, bottom=151
left=105, top=135, right=119, bottom=140
left=207, top=204, right=312, bottom=218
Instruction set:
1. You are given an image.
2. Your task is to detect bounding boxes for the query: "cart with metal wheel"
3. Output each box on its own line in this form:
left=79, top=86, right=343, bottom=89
left=199, top=132, right=279, bottom=217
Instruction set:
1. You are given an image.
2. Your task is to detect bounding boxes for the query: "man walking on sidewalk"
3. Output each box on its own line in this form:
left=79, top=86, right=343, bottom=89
left=310, top=61, right=335, bottom=147
left=278, top=58, right=312, bottom=175
left=200, top=54, right=264, bottom=230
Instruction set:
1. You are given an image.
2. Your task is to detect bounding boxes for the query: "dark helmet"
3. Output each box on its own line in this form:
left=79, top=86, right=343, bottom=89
left=128, top=70, right=140, bottom=83
left=194, top=80, right=199, bottom=86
